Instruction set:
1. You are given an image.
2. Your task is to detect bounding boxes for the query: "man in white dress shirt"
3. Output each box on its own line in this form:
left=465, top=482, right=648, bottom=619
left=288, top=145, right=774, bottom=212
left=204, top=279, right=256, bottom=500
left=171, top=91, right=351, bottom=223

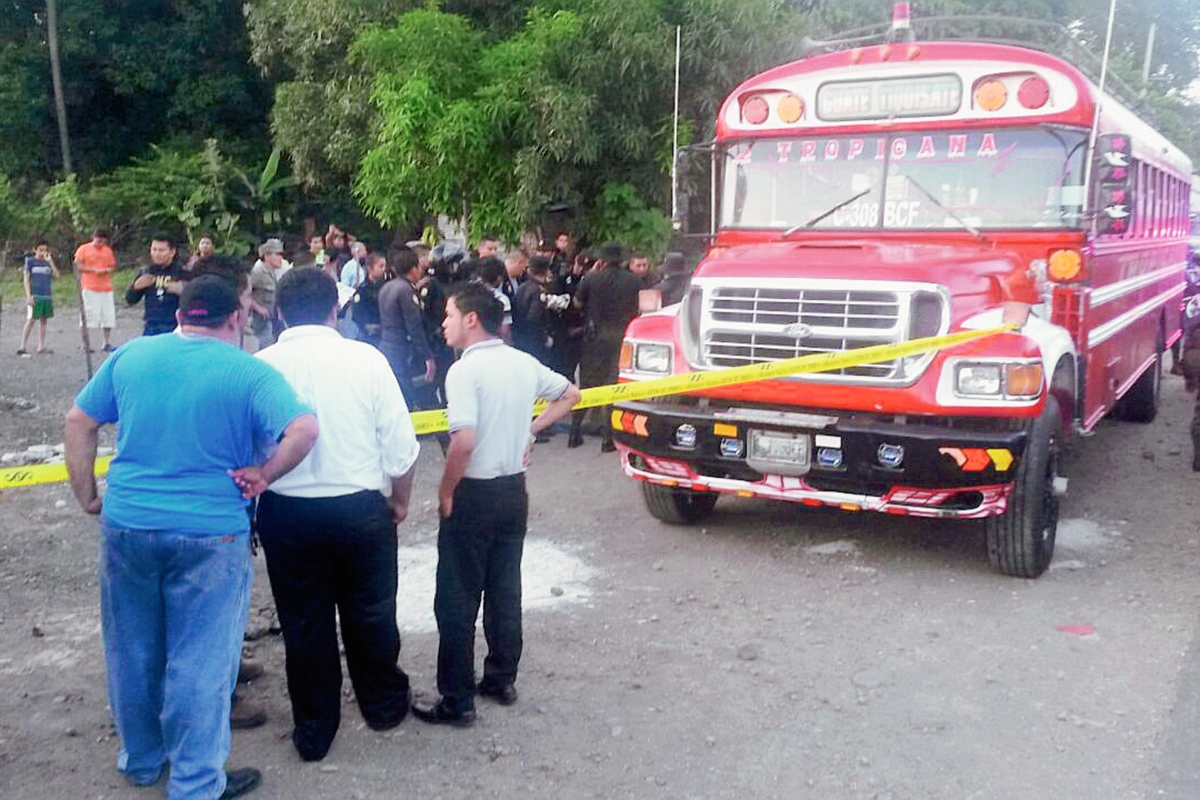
left=247, top=267, right=420, bottom=762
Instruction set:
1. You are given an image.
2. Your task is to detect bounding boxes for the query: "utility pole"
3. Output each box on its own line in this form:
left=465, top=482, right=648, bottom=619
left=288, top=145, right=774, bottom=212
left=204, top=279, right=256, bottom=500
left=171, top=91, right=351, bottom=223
left=1139, top=21, right=1157, bottom=98
left=46, top=0, right=72, bottom=175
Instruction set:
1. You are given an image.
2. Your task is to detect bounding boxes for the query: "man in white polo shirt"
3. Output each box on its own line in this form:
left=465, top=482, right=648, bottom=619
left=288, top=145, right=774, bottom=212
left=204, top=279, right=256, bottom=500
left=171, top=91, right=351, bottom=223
left=237, top=267, right=421, bottom=761
left=412, top=283, right=580, bottom=727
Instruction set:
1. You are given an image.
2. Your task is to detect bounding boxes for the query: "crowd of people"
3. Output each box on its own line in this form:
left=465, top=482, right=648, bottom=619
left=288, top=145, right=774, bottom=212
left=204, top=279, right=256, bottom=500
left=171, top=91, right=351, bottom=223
left=48, top=222, right=673, bottom=799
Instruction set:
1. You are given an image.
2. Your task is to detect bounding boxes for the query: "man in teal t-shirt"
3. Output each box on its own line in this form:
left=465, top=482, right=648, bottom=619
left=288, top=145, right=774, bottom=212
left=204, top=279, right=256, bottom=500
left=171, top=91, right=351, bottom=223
left=65, top=273, right=318, bottom=800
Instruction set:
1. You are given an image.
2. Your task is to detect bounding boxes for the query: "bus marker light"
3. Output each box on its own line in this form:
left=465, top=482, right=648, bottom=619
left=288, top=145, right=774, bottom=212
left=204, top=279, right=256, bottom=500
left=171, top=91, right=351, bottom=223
left=1018, top=76, right=1050, bottom=109
left=1004, top=363, right=1044, bottom=397
left=742, top=95, right=769, bottom=125
left=619, top=341, right=634, bottom=370
left=777, top=93, right=804, bottom=124
left=986, top=449, right=1014, bottom=472
left=974, top=79, right=1007, bottom=111
left=713, top=422, right=738, bottom=437
left=1048, top=249, right=1083, bottom=282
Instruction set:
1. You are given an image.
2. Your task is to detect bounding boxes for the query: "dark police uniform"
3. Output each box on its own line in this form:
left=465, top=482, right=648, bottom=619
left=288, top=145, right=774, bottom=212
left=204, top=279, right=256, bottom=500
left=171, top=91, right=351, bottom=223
left=570, top=263, right=640, bottom=449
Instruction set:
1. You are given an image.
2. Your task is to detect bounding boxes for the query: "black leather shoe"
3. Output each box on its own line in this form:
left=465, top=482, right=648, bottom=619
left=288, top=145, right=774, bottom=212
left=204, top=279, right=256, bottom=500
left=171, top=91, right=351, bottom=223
left=411, top=698, right=475, bottom=728
left=220, top=767, right=262, bottom=799
left=367, top=688, right=411, bottom=731
left=567, top=433, right=584, bottom=448
left=477, top=681, right=518, bottom=706
left=600, top=440, right=616, bottom=453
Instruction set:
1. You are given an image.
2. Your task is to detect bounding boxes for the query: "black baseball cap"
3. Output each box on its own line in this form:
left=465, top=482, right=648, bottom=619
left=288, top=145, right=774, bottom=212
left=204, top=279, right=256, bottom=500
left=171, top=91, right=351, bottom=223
left=180, top=275, right=241, bottom=327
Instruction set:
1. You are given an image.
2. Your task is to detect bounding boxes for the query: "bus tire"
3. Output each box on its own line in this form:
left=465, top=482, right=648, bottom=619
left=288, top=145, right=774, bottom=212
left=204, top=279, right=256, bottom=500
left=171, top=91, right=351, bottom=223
left=641, top=482, right=718, bottom=525
left=985, top=396, right=1061, bottom=578
left=1115, top=338, right=1162, bottom=424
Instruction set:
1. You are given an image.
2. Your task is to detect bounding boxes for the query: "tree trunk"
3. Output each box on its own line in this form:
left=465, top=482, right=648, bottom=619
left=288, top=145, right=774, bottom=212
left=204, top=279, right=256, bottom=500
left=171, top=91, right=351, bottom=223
left=46, top=0, right=73, bottom=175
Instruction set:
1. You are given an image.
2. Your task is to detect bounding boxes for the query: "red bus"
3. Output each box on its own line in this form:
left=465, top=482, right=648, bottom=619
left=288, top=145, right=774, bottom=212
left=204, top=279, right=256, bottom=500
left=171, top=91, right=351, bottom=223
left=612, top=8, right=1193, bottom=577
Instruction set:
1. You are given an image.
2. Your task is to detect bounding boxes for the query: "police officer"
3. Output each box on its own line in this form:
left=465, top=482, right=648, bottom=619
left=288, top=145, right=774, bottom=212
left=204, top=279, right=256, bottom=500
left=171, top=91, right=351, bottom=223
left=568, top=242, right=640, bottom=451
left=378, top=248, right=435, bottom=407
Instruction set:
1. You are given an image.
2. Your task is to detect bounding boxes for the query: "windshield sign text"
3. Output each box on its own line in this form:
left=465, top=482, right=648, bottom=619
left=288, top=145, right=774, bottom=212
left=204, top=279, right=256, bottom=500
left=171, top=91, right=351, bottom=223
left=817, top=75, right=963, bottom=121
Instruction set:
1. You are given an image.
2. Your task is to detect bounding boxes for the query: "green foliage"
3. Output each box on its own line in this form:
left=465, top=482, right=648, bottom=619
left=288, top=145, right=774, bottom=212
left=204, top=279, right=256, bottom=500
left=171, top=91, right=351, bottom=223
left=234, top=148, right=301, bottom=235
left=1, top=0, right=272, bottom=183
left=588, top=181, right=671, bottom=256
left=83, top=140, right=285, bottom=257
left=245, top=0, right=419, bottom=189
left=35, top=175, right=92, bottom=251
left=354, top=4, right=659, bottom=240
left=0, top=175, right=36, bottom=249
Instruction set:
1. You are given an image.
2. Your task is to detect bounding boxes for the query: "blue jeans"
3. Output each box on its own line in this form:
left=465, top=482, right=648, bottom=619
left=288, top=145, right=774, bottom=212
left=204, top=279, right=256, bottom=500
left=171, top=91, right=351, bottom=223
left=99, top=521, right=252, bottom=800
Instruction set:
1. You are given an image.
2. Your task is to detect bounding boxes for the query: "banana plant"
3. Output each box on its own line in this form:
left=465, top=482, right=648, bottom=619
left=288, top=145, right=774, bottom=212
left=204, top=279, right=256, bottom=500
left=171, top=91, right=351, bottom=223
left=235, top=148, right=300, bottom=237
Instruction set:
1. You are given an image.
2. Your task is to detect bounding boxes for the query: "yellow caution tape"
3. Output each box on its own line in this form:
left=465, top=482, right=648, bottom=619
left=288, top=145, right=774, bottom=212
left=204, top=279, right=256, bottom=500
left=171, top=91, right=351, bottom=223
left=408, top=324, right=1015, bottom=435
left=0, top=455, right=113, bottom=491
left=0, top=325, right=1013, bottom=488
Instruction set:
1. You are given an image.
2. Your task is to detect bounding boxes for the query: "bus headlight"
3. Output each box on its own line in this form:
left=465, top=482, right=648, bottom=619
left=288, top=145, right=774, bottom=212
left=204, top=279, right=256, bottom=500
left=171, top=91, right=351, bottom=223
left=956, top=364, right=1002, bottom=396
left=633, top=343, right=673, bottom=374
left=954, top=361, right=1043, bottom=398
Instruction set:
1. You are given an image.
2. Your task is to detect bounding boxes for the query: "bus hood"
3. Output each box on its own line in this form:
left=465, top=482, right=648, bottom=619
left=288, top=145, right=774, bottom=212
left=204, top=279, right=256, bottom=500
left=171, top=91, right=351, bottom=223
left=695, top=240, right=1032, bottom=307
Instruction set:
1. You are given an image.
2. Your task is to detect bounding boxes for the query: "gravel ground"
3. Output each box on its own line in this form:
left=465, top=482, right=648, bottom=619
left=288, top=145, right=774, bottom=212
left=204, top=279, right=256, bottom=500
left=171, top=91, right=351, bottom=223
left=3, top=298, right=1200, bottom=799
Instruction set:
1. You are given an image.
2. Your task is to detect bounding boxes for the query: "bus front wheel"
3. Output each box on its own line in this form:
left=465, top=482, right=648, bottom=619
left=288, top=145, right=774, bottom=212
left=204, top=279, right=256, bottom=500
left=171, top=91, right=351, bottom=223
left=985, top=396, right=1062, bottom=578
left=641, top=482, right=718, bottom=525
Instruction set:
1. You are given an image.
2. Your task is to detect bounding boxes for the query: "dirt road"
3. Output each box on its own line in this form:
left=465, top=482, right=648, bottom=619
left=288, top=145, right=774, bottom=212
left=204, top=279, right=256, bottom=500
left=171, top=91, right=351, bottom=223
left=2, top=301, right=1199, bottom=799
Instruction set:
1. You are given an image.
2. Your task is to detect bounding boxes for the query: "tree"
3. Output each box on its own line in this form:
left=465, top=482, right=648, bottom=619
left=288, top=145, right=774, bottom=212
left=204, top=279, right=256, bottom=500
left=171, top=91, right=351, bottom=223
left=0, top=0, right=272, bottom=184
left=245, top=0, right=418, bottom=190
left=350, top=1, right=811, bottom=245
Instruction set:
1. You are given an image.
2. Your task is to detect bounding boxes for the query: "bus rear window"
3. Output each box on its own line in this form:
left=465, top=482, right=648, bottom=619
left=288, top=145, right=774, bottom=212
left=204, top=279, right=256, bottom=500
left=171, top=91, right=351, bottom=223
left=721, top=127, right=1087, bottom=232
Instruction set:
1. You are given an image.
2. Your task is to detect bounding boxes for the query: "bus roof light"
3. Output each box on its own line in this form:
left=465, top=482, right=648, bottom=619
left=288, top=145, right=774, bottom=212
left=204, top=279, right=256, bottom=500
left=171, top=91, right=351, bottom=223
left=1048, top=249, right=1084, bottom=282
left=742, top=95, right=769, bottom=125
left=777, top=93, right=804, bottom=124
left=1018, top=76, right=1050, bottom=109
left=974, top=79, right=1008, bottom=111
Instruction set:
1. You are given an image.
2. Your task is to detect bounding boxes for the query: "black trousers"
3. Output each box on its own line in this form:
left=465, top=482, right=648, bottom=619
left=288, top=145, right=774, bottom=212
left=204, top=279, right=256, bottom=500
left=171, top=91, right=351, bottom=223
left=435, top=474, right=528, bottom=712
left=256, top=490, right=409, bottom=760
left=571, top=333, right=622, bottom=444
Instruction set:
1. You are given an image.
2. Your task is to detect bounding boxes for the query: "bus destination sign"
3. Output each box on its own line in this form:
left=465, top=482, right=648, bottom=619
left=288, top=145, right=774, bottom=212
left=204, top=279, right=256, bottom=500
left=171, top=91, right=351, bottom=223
left=817, top=75, right=962, bottom=121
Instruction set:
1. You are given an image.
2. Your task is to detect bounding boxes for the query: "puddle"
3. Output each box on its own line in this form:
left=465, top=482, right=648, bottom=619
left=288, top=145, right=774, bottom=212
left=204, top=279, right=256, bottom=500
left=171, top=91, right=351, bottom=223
left=806, top=539, right=861, bottom=557
left=396, top=538, right=596, bottom=633
left=1055, top=518, right=1111, bottom=553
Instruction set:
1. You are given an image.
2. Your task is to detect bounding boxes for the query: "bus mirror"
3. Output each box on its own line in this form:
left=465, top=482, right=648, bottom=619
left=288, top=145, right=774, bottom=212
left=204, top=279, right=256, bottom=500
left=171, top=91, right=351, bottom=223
left=1094, top=133, right=1133, bottom=235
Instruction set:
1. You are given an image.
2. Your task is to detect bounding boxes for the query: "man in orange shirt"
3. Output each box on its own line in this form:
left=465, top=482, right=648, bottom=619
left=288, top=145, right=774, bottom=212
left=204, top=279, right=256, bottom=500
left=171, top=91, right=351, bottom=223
left=74, top=228, right=118, bottom=352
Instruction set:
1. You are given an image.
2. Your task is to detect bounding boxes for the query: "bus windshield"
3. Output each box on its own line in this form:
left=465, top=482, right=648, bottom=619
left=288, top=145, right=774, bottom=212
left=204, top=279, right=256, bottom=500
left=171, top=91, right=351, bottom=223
left=720, top=127, right=1088, bottom=232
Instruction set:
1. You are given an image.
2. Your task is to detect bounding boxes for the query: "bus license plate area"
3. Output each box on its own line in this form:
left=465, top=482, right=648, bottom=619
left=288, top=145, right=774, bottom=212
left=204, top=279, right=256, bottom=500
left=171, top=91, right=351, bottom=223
left=747, top=429, right=810, bottom=476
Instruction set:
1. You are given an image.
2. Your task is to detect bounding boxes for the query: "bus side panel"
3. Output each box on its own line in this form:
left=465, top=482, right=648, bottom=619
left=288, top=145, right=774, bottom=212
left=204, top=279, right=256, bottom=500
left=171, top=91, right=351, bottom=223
left=1080, top=240, right=1186, bottom=429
